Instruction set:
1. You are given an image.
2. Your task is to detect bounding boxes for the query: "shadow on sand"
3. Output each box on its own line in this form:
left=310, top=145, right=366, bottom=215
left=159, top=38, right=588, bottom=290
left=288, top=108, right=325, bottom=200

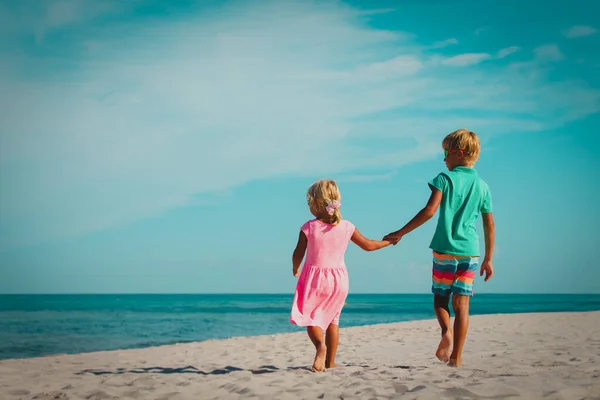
left=76, top=364, right=314, bottom=376
left=76, top=363, right=416, bottom=376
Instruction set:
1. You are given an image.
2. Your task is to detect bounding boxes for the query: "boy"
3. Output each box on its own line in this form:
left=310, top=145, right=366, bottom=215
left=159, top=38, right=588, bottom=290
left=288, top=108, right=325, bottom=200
left=384, top=129, right=495, bottom=367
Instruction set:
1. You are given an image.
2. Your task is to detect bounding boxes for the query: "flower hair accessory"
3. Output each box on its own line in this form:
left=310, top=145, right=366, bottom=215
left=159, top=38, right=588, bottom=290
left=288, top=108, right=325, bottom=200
left=325, top=200, right=341, bottom=215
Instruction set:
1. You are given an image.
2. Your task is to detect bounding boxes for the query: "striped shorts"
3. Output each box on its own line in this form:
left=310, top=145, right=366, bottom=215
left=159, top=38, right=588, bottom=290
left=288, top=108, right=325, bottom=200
left=432, top=251, right=479, bottom=297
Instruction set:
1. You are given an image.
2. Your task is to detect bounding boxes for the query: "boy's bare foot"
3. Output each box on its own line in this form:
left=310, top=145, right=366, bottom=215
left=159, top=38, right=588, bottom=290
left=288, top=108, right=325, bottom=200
left=325, top=362, right=338, bottom=369
left=448, top=358, right=462, bottom=368
left=312, top=344, right=327, bottom=372
left=435, top=330, right=453, bottom=362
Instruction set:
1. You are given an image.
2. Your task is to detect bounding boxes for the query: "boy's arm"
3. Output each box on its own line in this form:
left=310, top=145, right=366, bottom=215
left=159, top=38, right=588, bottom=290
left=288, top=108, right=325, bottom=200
left=351, top=228, right=392, bottom=252
left=292, top=231, right=307, bottom=277
left=383, top=188, right=442, bottom=243
left=480, top=212, right=495, bottom=281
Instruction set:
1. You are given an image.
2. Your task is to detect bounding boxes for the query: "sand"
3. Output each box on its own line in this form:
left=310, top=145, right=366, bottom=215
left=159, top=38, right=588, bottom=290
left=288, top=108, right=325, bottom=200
left=0, top=311, right=599, bottom=400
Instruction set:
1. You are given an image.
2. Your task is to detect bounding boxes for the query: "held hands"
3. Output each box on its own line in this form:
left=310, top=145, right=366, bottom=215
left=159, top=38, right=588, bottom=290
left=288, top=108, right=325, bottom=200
left=292, top=266, right=301, bottom=277
left=480, top=259, right=493, bottom=282
left=382, top=232, right=402, bottom=246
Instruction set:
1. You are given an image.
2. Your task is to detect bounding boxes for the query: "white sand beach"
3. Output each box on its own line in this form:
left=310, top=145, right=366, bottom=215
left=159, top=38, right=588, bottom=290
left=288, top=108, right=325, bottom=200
left=0, top=311, right=598, bottom=400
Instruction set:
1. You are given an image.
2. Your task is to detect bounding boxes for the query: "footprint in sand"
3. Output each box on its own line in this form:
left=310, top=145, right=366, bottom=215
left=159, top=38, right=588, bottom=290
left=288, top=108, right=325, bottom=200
left=9, top=389, right=31, bottom=396
left=393, top=384, right=409, bottom=394
left=32, top=392, right=69, bottom=400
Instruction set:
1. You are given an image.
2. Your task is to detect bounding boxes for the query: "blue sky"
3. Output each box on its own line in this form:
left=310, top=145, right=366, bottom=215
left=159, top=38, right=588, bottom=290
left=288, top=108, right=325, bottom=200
left=0, top=0, right=599, bottom=294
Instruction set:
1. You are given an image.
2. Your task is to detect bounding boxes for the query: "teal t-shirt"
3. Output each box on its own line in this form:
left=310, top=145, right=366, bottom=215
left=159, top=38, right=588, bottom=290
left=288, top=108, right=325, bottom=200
left=428, top=166, right=492, bottom=256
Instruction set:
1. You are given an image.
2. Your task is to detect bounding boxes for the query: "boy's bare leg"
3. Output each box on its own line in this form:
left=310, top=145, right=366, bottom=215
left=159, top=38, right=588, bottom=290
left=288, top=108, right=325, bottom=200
left=307, top=326, right=327, bottom=372
left=434, top=294, right=453, bottom=362
left=325, top=324, right=339, bottom=369
left=449, top=294, right=470, bottom=367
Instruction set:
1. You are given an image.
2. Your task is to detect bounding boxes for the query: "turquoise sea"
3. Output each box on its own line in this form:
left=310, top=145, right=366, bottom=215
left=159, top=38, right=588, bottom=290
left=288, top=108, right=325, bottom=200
left=1, top=294, right=599, bottom=360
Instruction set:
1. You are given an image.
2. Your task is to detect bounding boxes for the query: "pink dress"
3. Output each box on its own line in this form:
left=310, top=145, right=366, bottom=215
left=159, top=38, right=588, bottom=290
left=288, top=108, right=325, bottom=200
left=290, top=219, right=355, bottom=330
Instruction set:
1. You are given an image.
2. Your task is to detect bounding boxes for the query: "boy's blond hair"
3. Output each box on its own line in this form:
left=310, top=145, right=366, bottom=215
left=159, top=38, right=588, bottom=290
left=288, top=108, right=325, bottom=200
left=306, top=180, right=342, bottom=225
left=442, top=129, right=481, bottom=166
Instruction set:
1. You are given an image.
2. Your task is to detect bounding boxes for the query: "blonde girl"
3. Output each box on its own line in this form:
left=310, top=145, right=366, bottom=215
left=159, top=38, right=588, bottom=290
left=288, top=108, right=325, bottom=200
left=290, top=179, right=392, bottom=372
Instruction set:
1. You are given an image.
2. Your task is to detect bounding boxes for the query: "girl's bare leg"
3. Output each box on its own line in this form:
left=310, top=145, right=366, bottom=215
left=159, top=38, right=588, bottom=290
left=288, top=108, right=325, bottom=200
left=307, top=326, right=327, bottom=372
left=325, top=324, right=339, bottom=368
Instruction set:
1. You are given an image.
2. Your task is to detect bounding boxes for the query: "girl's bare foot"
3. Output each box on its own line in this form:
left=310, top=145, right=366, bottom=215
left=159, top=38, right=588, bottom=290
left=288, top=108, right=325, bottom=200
left=312, top=344, right=327, bottom=372
left=448, top=358, right=462, bottom=368
left=435, top=330, right=453, bottom=362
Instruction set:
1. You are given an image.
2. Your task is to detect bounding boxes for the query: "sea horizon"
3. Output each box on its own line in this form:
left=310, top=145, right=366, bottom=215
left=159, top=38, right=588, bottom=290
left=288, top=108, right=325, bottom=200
left=1, top=293, right=599, bottom=361
left=2, top=292, right=597, bottom=295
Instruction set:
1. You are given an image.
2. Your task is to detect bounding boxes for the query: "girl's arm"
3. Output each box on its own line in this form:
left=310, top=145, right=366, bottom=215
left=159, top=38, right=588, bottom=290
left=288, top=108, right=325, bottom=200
left=292, top=231, right=307, bottom=276
left=351, top=228, right=392, bottom=252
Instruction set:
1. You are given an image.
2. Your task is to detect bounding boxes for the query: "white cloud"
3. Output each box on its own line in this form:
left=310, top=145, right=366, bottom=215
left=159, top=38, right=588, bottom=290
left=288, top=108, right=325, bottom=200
left=496, top=46, right=520, bottom=59
left=441, top=46, right=519, bottom=67
left=0, top=0, right=121, bottom=43
left=0, top=1, right=599, bottom=248
left=336, top=171, right=396, bottom=183
left=431, top=38, right=458, bottom=48
left=349, top=55, right=422, bottom=81
left=474, top=26, right=491, bottom=36
left=564, top=25, right=597, bottom=38
left=442, top=53, right=492, bottom=67
left=534, top=44, right=564, bottom=62
left=358, top=8, right=397, bottom=16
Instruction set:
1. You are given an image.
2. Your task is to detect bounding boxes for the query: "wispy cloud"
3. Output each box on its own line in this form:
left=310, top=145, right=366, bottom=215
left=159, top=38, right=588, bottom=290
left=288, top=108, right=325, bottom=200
left=534, top=44, right=564, bottom=62
left=348, top=56, right=422, bottom=81
left=440, top=46, right=519, bottom=67
left=496, top=46, right=520, bottom=59
left=441, top=53, right=492, bottom=67
left=431, top=38, right=458, bottom=48
left=358, top=8, right=397, bottom=16
left=336, top=171, right=396, bottom=183
left=0, top=0, right=122, bottom=44
left=1, top=1, right=598, bottom=248
left=474, top=26, right=491, bottom=36
left=564, top=25, right=597, bottom=38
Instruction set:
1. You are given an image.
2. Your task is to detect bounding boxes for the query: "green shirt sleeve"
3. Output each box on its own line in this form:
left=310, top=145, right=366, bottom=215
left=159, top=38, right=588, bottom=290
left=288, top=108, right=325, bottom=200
left=428, top=173, right=448, bottom=193
left=481, top=185, right=493, bottom=214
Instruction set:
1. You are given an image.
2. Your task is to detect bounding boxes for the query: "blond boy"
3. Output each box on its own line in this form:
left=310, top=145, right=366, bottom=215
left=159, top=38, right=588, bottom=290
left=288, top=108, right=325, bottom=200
left=384, top=129, right=495, bottom=367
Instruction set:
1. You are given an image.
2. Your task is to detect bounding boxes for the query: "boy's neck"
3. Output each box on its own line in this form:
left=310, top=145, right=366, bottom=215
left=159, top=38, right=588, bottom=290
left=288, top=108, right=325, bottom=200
left=450, top=163, right=474, bottom=170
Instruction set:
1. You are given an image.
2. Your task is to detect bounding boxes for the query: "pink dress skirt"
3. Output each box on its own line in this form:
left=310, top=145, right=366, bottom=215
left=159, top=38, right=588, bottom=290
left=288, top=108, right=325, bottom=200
left=290, top=264, right=349, bottom=330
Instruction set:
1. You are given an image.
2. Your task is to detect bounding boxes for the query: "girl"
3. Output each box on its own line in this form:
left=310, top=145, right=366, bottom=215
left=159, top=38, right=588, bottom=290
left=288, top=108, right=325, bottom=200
left=290, top=179, right=392, bottom=372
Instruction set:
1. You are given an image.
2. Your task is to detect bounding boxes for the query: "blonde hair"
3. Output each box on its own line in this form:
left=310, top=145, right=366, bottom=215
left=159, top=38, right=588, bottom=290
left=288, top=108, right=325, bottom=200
left=442, top=129, right=481, bottom=166
left=306, top=180, right=342, bottom=225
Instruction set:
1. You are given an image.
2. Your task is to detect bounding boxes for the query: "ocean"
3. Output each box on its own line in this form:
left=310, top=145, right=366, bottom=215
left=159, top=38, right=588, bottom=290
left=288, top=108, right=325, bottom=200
left=1, top=294, right=599, bottom=360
